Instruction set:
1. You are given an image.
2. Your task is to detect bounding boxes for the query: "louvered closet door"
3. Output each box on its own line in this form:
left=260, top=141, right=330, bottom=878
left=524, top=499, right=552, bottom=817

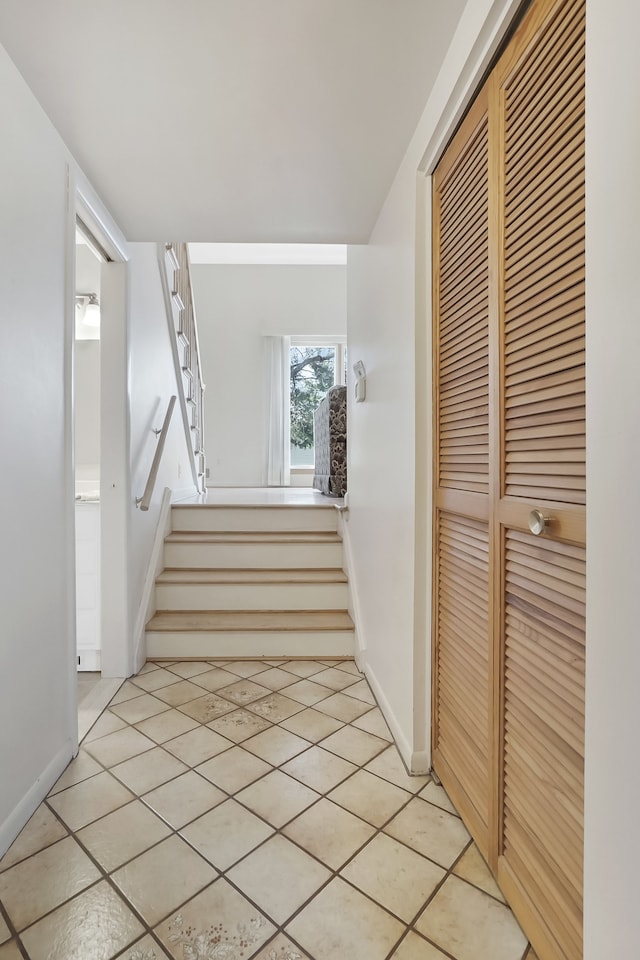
left=432, top=88, right=492, bottom=854
left=493, top=2, right=585, bottom=958
left=432, top=0, right=585, bottom=957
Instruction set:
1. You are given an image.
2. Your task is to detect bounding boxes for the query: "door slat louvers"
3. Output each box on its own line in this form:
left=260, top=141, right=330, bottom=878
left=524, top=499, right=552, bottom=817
left=502, top=0, right=585, bottom=508
left=435, top=514, right=490, bottom=832
left=436, top=106, right=489, bottom=495
left=502, top=531, right=585, bottom=960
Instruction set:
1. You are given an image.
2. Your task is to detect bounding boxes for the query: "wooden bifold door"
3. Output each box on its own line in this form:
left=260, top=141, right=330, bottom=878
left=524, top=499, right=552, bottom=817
left=431, top=1, right=585, bottom=958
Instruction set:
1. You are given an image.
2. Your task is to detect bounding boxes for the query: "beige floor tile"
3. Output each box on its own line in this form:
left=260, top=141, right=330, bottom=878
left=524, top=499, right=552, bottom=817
left=207, top=707, right=272, bottom=743
left=109, top=681, right=146, bottom=705
left=130, top=669, right=181, bottom=693
left=0, top=835, right=99, bottom=931
left=134, top=708, right=199, bottom=744
left=275, top=678, right=334, bottom=706
left=228, top=835, right=331, bottom=924
left=84, top=727, right=156, bottom=767
left=196, top=745, right=272, bottom=793
left=334, top=660, right=362, bottom=677
left=320, top=725, right=387, bottom=764
left=313, top=692, right=373, bottom=723
left=282, top=745, right=357, bottom=793
left=365, top=746, right=430, bottom=793
left=344, top=679, right=377, bottom=704
left=352, top=707, right=393, bottom=741
left=0, top=942, right=21, bottom=960
left=143, top=770, right=226, bottom=829
left=48, top=751, right=104, bottom=795
left=236, top=770, right=320, bottom=827
left=280, top=707, right=344, bottom=742
left=221, top=660, right=272, bottom=678
left=83, top=710, right=128, bottom=743
left=181, top=799, right=274, bottom=870
left=389, top=931, right=449, bottom=959
left=328, top=769, right=412, bottom=827
left=253, top=667, right=297, bottom=691
left=138, top=661, right=160, bottom=673
left=154, top=878, right=274, bottom=960
left=110, top=694, right=170, bottom=725
left=19, top=880, right=144, bottom=960
left=252, top=933, right=311, bottom=959
left=112, top=835, right=217, bottom=925
left=385, top=797, right=470, bottom=868
left=312, top=667, right=359, bottom=691
left=283, top=798, right=375, bottom=869
left=76, top=800, right=171, bottom=871
left=341, top=833, right=446, bottom=923
left=119, top=934, right=171, bottom=959
left=216, top=679, right=272, bottom=705
left=453, top=843, right=505, bottom=902
left=111, top=746, right=189, bottom=795
left=152, top=679, right=208, bottom=706
left=188, top=667, right=242, bottom=692
left=242, top=726, right=311, bottom=765
left=416, top=875, right=527, bottom=960
left=0, top=915, right=9, bottom=944
left=286, top=876, right=405, bottom=960
left=177, top=692, right=236, bottom=723
left=421, top=781, right=459, bottom=817
left=246, top=692, right=306, bottom=723
left=0, top=804, right=67, bottom=871
left=163, top=726, right=233, bottom=766
left=48, top=771, right=135, bottom=830
left=165, top=661, right=213, bottom=679
left=279, top=660, right=327, bottom=678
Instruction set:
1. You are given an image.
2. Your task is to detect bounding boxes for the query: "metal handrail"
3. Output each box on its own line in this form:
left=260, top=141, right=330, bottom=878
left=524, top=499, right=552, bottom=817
left=136, top=395, right=177, bottom=511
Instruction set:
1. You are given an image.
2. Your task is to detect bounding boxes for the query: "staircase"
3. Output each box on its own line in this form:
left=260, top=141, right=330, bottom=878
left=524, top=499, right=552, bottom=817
left=146, top=502, right=355, bottom=658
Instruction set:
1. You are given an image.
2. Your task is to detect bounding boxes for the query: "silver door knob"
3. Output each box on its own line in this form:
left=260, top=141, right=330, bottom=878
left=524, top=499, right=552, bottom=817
left=528, top=509, right=550, bottom=536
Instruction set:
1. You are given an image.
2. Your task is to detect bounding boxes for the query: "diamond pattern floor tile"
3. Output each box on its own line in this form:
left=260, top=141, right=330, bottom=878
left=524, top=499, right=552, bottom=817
left=111, top=835, right=217, bottom=925
left=227, top=835, right=331, bottom=924
left=286, top=876, right=405, bottom=960
left=0, top=659, right=533, bottom=960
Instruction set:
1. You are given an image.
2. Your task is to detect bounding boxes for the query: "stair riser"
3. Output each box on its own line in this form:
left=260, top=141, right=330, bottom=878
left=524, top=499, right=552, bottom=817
left=146, top=630, right=355, bottom=659
left=164, top=542, right=344, bottom=569
left=171, top=506, right=337, bottom=533
left=156, top=582, right=350, bottom=611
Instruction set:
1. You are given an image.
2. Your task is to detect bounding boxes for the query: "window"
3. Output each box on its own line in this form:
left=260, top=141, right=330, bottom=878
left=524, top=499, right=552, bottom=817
left=289, top=338, right=346, bottom=468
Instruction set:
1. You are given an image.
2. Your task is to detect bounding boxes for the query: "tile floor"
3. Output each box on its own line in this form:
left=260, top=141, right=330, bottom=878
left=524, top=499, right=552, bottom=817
left=0, top=659, right=538, bottom=960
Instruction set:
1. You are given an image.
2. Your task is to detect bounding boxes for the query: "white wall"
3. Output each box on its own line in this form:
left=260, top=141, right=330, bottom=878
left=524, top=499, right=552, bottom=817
left=346, top=0, right=519, bottom=769
left=191, top=264, right=346, bottom=485
left=583, top=0, right=640, bottom=954
left=0, top=42, right=78, bottom=852
left=128, top=243, right=197, bottom=666
left=348, top=0, right=640, bottom=952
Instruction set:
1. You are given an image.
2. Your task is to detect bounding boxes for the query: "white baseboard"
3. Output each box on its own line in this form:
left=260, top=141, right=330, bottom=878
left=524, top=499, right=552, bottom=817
left=336, top=509, right=365, bottom=669
left=364, top=663, right=413, bottom=770
left=0, top=741, right=73, bottom=859
left=132, top=487, right=173, bottom=673
left=410, top=750, right=430, bottom=776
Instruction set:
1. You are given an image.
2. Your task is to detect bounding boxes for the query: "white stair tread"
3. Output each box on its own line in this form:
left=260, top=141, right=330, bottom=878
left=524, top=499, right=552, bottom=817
left=157, top=567, right=348, bottom=584
left=167, top=531, right=341, bottom=543
left=147, top=610, right=354, bottom=632
left=174, top=503, right=338, bottom=510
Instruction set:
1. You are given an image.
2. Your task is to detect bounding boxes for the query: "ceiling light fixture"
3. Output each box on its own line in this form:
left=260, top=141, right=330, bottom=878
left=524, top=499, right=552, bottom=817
left=75, top=292, right=101, bottom=328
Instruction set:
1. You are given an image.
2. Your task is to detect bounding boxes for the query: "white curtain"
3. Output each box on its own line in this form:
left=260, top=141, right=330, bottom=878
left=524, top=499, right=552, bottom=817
left=265, top=335, right=290, bottom=486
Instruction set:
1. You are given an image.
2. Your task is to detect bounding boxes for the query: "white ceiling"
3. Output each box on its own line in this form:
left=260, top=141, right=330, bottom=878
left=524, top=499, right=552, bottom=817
left=0, top=1, right=466, bottom=243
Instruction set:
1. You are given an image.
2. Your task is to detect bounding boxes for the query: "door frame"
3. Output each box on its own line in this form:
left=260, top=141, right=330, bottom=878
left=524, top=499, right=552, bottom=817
left=64, top=165, right=130, bottom=749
